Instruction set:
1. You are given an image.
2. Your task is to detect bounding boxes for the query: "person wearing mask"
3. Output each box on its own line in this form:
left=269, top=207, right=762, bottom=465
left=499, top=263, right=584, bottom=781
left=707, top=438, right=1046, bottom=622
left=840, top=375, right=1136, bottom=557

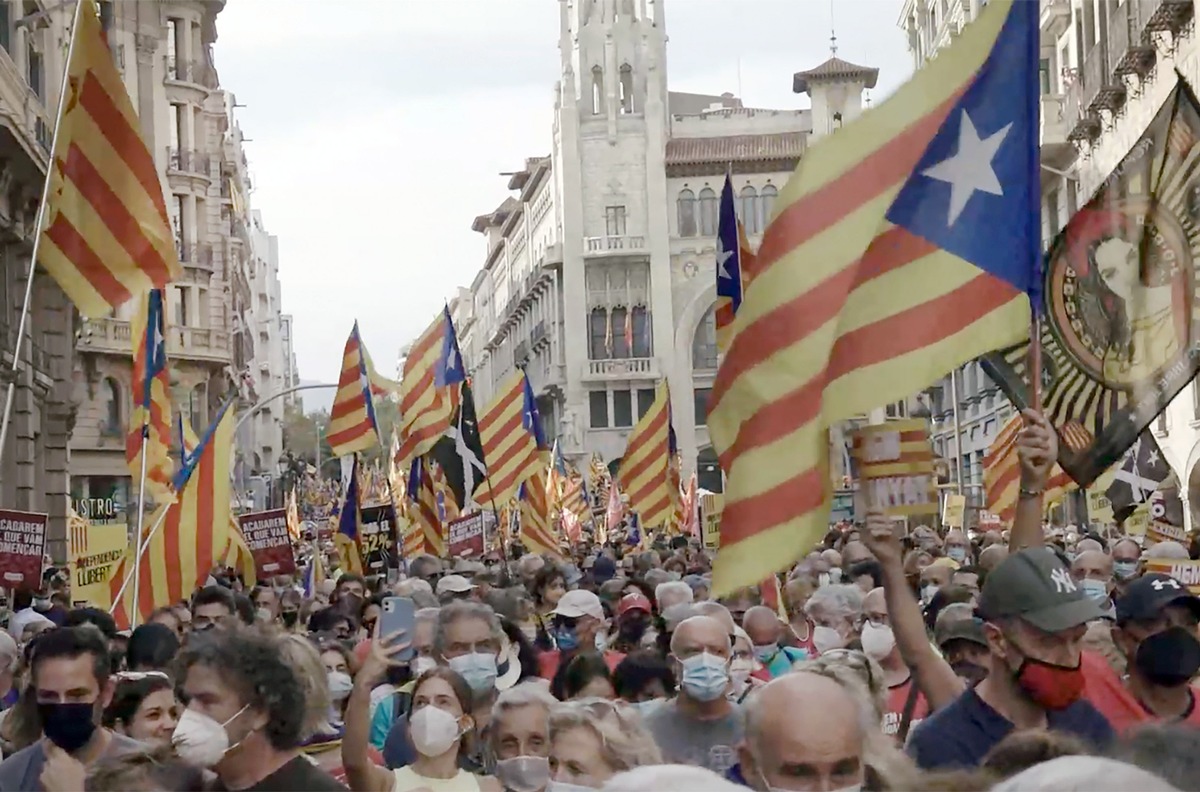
left=608, top=594, right=652, bottom=654
left=1070, top=550, right=1115, bottom=616
left=319, top=643, right=355, bottom=728
left=190, top=586, right=239, bottom=633
left=737, top=672, right=868, bottom=792
left=279, top=590, right=304, bottom=633
left=1082, top=572, right=1200, bottom=731
left=0, top=627, right=143, bottom=791
left=943, top=530, right=973, bottom=566
left=860, top=588, right=929, bottom=739
left=173, top=628, right=344, bottom=790
left=934, top=617, right=991, bottom=686
left=741, top=606, right=808, bottom=679
left=489, top=683, right=555, bottom=792
left=906, top=547, right=1114, bottom=769
left=782, top=577, right=817, bottom=657
left=538, top=591, right=622, bottom=680
left=530, top=567, right=567, bottom=652
left=334, top=573, right=368, bottom=605
left=553, top=653, right=615, bottom=701
left=251, top=586, right=280, bottom=623
left=101, top=671, right=179, bottom=746
left=382, top=602, right=509, bottom=770
left=438, top=576, right=480, bottom=605
left=124, top=623, right=180, bottom=673
left=348, top=660, right=500, bottom=792
left=803, top=585, right=864, bottom=655
left=643, top=616, right=744, bottom=774
left=547, top=699, right=661, bottom=789
left=612, top=651, right=677, bottom=708
left=655, top=581, right=694, bottom=613
left=8, top=589, right=50, bottom=642
left=1110, top=539, right=1142, bottom=592
left=370, top=607, right=440, bottom=749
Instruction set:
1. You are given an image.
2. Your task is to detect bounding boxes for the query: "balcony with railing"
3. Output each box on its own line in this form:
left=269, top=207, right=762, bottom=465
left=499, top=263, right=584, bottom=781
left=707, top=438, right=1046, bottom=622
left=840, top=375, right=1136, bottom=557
left=1137, top=0, right=1194, bottom=39
left=78, top=318, right=230, bottom=364
left=167, top=148, right=213, bottom=180
left=178, top=242, right=215, bottom=271
left=1040, top=93, right=1070, bottom=161
left=584, top=235, right=648, bottom=256
left=1081, top=38, right=1124, bottom=114
left=1109, top=1, right=1156, bottom=78
left=583, top=357, right=658, bottom=380
left=1040, top=0, right=1071, bottom=42
left=165, top=58, right=219, bottom=90
left=513, top=340, right=530, bottom=368
left=1063, top=77, right=1100, bottom=142
left=530, top=320, right=548, bottom=350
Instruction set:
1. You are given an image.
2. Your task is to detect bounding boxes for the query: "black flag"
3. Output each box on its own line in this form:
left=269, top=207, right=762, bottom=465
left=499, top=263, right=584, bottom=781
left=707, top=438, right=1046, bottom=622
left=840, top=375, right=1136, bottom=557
left=1106, top=431, right=1171, bottom=521
left=432, top=381, right=488, bottom=511
left=981, top=82, right=1200, bottom=486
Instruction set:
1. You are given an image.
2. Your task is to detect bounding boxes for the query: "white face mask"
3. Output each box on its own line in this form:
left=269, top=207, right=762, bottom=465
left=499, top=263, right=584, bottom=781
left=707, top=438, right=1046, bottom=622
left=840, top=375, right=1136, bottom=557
left=172, top=704, right=249, bottom=768
left=495, top=755, right=551, bottom=792
left=860, top=622, right=896, bottom=662
left=812, top=625, right=844, bottom=655
left=548, top=782, right=599, bottom=792
left=921, top=584, right=939, bottom=603
left=327, top=670, right=353, bottom=701
left=409, top=705, right=464, bottom=757
left=412, top=655, right=438, bottom=677
left=729, top=657, right=755, bottom=689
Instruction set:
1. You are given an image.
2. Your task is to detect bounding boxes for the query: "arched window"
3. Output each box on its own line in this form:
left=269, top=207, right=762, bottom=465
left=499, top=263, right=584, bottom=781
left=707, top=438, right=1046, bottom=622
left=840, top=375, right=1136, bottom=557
left=692, top=307, right=718, bottom=370
left=698, top=188, right=718, bottom=236
left=739, top=185, right=759, bottom=234
left=697, top=447, right=723, bottom=493
left=101, top=377, right=121, bottom=435
left=611, top=306, right=630, bottom=358
left=589, top=307, right=610, bottom=360
left=591, top=66, right=604, bottom=115
left=619, top=64, right=634, bottom=114
left=631, top=305, right=651, bottom=357
left=677, top=189, right=697, bottom=237
left=760, top=184, right=778, bottom=228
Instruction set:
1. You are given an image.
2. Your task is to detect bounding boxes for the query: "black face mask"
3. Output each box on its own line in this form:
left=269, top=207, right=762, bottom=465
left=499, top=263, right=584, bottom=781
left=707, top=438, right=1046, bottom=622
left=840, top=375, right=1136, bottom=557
left=950, top=660, right=989, bottom=686
left=1134, top=626, right=1200, bottom=687
left=619, top=618, right=648, bottom=641
left=38, top=702, right=98, bottom=753
left=280, top=610, right=299, bottom=628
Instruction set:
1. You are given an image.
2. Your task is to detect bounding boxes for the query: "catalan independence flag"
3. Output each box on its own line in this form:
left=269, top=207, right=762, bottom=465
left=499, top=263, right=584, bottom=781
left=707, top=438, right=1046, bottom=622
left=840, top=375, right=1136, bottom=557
left=328, top=322, right=381, bottom=457
left=109, top=399, right=235, bottom=628
left=126, top=289, right=172, bottom=501
left=335, top=455, right=364, bottom=574
left=397, top=308, right=463, bottom=464
left=407, top=457, right=445, bottom=557
left=714, top=174, right=744, bottom=353
left=519, top=470, right=560, bottom=559
left=221, top=514, right=257, bottom=587
left=984, top=414, right=1074, bottom=523
left=616, top=381, right=675, bottom=529
left=40, top=0, right=181, bottom=317
left=477, top=371, right=546, bottom=509
left=709, top=0, right=1040, bottom=594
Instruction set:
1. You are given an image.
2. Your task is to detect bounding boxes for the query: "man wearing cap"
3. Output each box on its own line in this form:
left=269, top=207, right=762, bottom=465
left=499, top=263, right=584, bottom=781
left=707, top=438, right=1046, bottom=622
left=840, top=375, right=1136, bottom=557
left=1080, top=573, right=1200, bottom=732
left=935, top=616, right=990, bottom=686
left=537, top=589, right=624, bottom=680
left=907, top=547, right=1114, bottom=769
left=610, top=592, right=653, bottom=653
left=435, top=574, right=477, bottom=604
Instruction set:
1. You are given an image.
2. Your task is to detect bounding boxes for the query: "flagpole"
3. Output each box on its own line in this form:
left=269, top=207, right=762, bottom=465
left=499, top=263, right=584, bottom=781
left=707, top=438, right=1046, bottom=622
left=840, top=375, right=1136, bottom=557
left=107, top=500, right=174, bottom=619
left=0, top=0, right=85, bottom=468
left=130, top=420, right=151, bottom=627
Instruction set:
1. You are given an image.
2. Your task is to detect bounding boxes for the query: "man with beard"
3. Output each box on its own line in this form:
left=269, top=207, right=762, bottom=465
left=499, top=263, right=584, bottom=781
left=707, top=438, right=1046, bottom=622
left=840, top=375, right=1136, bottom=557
left=610, top=593, right=653, bottom=653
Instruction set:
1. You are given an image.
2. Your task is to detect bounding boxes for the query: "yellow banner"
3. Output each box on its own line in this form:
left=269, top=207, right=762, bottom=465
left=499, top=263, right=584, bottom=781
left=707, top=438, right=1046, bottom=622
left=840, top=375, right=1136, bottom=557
left=852, top=420, right=936, bottom=517
left=942, top=494, right=966, bottom=528
left=701, top=493, right=723, bottom=550
left=69, top=522, right=128, bottom=609
left=1144, top=559, right=1200, bottom=594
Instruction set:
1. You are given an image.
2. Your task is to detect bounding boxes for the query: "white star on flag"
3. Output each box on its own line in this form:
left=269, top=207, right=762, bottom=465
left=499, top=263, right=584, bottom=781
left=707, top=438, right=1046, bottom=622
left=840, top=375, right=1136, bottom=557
left=922, top=110, right=1012, bottom=226
left=715, top=237, right=734, bottom=281
left=1147, top=450, right=1160, bottom=467
left=445, top=347, right=458, bottom=373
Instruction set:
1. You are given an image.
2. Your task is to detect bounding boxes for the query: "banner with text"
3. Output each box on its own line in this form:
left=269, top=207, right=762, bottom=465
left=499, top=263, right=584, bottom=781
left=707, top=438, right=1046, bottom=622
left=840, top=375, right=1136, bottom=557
left=851, top=420, right=937, bottom=518
left=447, top=511, right=495, bottom=558
left=1144, top=558, right=1200, bottom=594
left=69, top=518, right=127, bottom=608
left=360, top=502, right=399, bottom=572
left=700, top=492, right=724, bottom=550
left=0, top=509, right=46, bottom=588
left=239, top=509, right=297, bottom=580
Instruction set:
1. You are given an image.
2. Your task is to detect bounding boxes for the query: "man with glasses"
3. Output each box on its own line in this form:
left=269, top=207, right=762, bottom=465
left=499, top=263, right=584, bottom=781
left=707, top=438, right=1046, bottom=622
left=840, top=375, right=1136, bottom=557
left=538, top=590, right=623, bottom=679
left=860, top=587, right=928, bottom=739
left=742, top=606, right=808, bottom=679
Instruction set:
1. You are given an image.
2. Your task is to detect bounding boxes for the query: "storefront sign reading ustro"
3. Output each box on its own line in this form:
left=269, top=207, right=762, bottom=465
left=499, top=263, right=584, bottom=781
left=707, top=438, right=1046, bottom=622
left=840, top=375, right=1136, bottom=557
left=0, top=509, right=47, bottom=587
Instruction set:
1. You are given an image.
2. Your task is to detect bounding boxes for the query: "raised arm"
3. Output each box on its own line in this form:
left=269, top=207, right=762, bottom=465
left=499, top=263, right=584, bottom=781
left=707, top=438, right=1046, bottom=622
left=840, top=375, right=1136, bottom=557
left=1009, top=409, right=1058, bottom=551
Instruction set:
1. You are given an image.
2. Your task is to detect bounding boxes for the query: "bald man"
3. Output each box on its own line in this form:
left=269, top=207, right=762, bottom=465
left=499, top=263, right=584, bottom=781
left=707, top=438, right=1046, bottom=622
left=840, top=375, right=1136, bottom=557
left=1075, top=538, right=1104, bottom=555
left=1071, top=550, right=1115, bottom=611
left=737, top=672, right=866, bottom=792
left=644, top=616, right=745, bottom=774
left=978, top=544, right=1008, bottom=574
left=742, top=606, right=810, bottom=679
left=1146, top=540, right=1189, bottom=561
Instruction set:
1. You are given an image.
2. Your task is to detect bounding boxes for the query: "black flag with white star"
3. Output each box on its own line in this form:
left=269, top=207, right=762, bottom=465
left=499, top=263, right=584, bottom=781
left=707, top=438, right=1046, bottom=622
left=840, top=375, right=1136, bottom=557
left=1106, top=430, right=1170, bottom=522
left=432, top=380, right=488, bottom=511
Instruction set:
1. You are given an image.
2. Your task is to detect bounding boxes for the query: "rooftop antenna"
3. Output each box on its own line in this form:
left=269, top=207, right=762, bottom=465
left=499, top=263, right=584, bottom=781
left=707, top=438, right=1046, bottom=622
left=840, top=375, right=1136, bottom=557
left=829, top=0, right=838, bottom=55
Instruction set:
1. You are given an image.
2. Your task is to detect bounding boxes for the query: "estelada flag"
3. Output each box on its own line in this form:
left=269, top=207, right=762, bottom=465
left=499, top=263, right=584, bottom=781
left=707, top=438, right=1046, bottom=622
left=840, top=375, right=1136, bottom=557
left=983, top=81, right=1200, bottom=486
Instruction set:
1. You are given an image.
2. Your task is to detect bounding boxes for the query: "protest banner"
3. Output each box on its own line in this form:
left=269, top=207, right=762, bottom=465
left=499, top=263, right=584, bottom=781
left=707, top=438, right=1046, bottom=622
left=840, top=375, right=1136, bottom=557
left=447, top=511, right=494, bottom=558
left=360, top=502, right=398, bottom=572
left=68, top=515, right=127, bottom=608
left=1144, top=558, right=1200, bottom=594
left=0, top=509, right=46, bottom=587
left=700, top=492, right=723, bottom=550
left=239, top=509, right=296, bottom=580
left=942, top=494, right=966, bottom=528
left=851, top=420, right=937, bottom=517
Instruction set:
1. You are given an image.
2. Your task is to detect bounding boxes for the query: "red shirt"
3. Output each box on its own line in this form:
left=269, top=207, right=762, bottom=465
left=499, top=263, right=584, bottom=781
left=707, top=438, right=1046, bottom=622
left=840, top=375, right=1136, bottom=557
left=538, top=649, right=625, bottom=680
left=1081, top=650, right=1200, bottom=732
left=882, top=676, right=929, bottom=739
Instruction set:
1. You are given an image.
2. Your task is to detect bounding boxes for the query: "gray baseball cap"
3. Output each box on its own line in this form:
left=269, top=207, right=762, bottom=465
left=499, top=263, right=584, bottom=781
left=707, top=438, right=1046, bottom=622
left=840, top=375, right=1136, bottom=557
left=978, top=547, right=1105, bottom=632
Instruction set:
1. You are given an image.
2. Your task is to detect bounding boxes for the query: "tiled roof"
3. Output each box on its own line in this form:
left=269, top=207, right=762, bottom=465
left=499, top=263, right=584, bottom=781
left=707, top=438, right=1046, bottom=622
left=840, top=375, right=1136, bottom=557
left=793, top=56, right=879, bottom=93
left=665, top=132, right=807, bottom=166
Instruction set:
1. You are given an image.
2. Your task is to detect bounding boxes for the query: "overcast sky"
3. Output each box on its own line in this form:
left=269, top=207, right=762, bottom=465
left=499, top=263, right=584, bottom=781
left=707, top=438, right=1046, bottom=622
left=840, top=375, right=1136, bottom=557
left=213, top=0, right=914, bottom=408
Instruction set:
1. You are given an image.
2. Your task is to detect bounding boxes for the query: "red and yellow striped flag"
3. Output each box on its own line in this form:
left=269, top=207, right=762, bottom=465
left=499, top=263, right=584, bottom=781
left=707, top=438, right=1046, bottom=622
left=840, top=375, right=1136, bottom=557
left=40, top=0, right=181, bottom=317
left=617, top=381, right=674, bottom=528
left=222, top=514, right=257, bottom=587
left=477, top=372, right=545, bottom=509
left=125, top=289, right=172, bottom=501
left=397, top=311, right=459, bottom=465
left=520, top=471, right=561, bottom=558
left=327, top=322, right=380, bottom=457
left=110, top=400, right=235, bottom=628
left=408, top=457, right=445, bottom=557
left=708, top=0, right=1038, bottom=594
left=562, top=471, right=591, bottom=526
left=431, top=460, right=460, bottom=524
left=984, top=414, right=1075, bottom=523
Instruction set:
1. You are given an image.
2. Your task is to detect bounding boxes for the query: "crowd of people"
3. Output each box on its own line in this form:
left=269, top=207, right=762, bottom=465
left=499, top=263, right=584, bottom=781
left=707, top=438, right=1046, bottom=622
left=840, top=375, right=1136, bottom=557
left=0, top=411, right=1196, bottom=790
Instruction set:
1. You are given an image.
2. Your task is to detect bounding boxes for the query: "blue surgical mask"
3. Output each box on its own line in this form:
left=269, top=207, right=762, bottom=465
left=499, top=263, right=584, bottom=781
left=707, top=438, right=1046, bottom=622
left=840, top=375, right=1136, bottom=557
left=947, top=546, right=967, bottom=563
left=554, top=627, right=580, bottom=652
left=752, top=643, right=778, bottom=663
left=447, top=652, right=498, bottom=693
left=627, top=698, right=664, bottom=717
left=678, top=652, right=730, bottom=702
left=1080, top=578, right=1109, bottom=603
left=1114, top=560, right=1138, bottom=581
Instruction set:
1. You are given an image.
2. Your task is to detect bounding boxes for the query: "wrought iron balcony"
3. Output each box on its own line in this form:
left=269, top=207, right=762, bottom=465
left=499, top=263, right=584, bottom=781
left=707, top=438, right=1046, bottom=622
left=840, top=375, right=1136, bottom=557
left=166, top=58, right=219, bottom=89
left=167, top=147, right=212, bottom=178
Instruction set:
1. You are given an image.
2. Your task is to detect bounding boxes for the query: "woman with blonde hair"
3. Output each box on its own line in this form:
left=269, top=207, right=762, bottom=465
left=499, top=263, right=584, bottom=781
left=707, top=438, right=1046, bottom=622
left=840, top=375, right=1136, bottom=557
left=792, top=649, right=919, bottom=791
left=547, top=699, right=661, bottom=789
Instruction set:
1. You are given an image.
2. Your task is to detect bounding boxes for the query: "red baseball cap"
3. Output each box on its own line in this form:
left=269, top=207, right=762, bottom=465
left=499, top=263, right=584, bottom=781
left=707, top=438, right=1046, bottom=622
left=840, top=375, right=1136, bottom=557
left=618, top=592, right=652, bottom=617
